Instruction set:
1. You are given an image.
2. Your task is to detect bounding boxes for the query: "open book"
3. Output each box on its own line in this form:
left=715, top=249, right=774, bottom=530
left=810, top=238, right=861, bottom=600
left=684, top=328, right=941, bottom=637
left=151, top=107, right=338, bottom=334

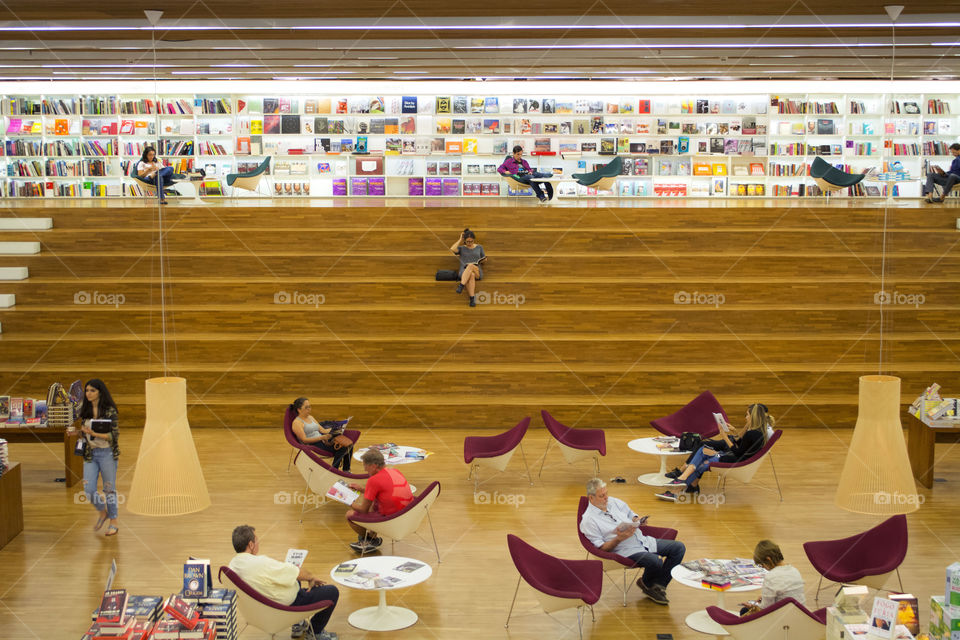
left=713, top=412, right=730, bottom=433
left=326, top=480, right=360, bottom=506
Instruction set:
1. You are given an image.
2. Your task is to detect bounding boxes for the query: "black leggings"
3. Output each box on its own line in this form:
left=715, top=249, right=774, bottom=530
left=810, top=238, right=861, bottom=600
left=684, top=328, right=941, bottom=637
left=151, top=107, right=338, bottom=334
left=313, top=440, right=353, bottom=471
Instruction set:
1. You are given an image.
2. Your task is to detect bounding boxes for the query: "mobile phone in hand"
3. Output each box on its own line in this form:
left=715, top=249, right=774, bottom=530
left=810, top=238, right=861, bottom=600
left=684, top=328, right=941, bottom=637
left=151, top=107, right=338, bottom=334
left=638, top=515, right=649, bottom=525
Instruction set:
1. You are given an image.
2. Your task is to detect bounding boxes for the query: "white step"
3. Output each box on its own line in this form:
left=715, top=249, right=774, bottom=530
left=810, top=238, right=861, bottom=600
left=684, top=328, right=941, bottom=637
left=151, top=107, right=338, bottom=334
left=0, top=217, right=52, bottom=230
left=0, top=294, right=15, bottom=308
left=0, top=241, right=40, bottom=255
left=0, top=267, right=28, bottom=280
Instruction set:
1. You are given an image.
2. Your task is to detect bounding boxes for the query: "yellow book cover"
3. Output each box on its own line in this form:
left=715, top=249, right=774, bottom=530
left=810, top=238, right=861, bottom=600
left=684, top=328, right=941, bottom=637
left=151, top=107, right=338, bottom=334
left=436, top=118, right=451, bottom=134
left=317, top=98, right=331, bottom=114
left=463, top=138, right=478, bottom=154
left=712, top=163, right=727, bottom=176
left=250, top=119, right=263, bottom=135
left=30, top=121, right=42, bottom=133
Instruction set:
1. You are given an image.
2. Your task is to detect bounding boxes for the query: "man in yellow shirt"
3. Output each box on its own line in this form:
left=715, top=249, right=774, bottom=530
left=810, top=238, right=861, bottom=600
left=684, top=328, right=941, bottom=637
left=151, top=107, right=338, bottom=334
left=229, top=525, right=339, bottom=639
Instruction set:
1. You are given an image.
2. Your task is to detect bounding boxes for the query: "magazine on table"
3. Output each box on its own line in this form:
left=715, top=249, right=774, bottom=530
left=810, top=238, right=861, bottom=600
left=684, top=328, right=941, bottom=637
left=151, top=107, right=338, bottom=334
left=394, top=561, right=426, bottom=573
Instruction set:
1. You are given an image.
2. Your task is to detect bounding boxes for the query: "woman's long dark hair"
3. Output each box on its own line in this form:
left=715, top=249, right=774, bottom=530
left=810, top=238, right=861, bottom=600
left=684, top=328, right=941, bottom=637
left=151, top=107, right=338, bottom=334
left=140, top=146, right=157, bottom=163
left=79, top=378, right=117, bottom=420
left=289, top=397, right=308, bottom=414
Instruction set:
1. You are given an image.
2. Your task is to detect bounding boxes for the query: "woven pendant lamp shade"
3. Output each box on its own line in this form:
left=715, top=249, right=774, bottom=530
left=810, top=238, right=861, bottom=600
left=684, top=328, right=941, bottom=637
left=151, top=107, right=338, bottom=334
left=835, top=375, right=919, bottom=515
left=127, top=377, right=211, bottom=516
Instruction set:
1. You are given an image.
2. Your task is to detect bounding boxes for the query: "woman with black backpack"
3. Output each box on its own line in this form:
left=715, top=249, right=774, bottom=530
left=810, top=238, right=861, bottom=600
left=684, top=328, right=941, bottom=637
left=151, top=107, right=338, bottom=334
left=655, top=403, right=773, bottom=502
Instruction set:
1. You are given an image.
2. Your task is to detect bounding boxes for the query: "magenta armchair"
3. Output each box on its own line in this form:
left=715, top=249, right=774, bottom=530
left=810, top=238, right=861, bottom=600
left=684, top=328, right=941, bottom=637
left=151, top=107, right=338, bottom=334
left=219, top=566, right=335, bottom=637
left=576, top=496, right=677, bottom=606
left=505, top=534, right=603, bottom=639
left=284, top=406, right=361, bottom=472
left=803, top=515, right=907, bottom=602
left=292, top=449, right=370, bottom=521
left=539, top=410, right=606, bottom=478
left=463, top=417, right=532, bottom=491
left=650, top=390, right=726, bottom=439
left=707, top=597, right=827, bottom=640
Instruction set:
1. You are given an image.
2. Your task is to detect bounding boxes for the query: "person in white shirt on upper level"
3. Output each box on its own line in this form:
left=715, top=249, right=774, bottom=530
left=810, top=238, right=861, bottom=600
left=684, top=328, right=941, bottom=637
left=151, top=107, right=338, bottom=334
left=578, top=478, right=686, bottom=606
left=739, top=539, right=806, bottom=616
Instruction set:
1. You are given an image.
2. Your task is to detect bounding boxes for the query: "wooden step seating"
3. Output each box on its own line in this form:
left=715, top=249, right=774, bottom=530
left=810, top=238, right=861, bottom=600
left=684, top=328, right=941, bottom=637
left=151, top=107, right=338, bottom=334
left=0, top=217, right=47, bottom=313
left=0, top=205, right=956, bottom=428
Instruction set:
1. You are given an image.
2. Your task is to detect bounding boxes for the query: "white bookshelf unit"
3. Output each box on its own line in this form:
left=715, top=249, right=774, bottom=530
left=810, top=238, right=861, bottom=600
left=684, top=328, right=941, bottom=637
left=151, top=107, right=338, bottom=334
left=1, top=80, right=958, bottom=200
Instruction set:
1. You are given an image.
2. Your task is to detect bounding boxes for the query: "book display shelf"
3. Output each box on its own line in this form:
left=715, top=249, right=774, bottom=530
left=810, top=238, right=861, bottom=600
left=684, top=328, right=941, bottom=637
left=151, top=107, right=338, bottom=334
left=0, top=80, right=958, bottom=200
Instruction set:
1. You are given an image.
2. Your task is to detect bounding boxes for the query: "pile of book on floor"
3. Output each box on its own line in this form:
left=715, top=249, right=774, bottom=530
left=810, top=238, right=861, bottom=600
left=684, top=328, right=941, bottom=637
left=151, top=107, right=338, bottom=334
left=82, top=589, right=236, bottom=639
left=177, top=588, right=238, bottom=640
left=84, top=589, right=164, bottom=639
left=680, top=558, right=765, bottom=590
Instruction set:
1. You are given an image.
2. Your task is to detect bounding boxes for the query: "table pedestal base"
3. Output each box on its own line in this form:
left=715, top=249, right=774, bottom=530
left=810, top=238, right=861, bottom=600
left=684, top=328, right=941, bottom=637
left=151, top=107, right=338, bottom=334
left=685, top=608, right=732, bottom=636
left=348, top=590, right=418, bottom=631
left=638, top=454, right=680, bottom=486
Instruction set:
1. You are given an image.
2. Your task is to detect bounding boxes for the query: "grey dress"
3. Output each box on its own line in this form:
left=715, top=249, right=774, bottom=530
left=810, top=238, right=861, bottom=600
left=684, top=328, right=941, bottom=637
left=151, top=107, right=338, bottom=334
left=456, top=244, right=485, bottom=278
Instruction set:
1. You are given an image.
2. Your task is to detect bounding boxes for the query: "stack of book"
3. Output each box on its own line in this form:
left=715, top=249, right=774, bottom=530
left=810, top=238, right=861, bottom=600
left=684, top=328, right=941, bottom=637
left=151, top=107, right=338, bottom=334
left=681, top=559, right=766, bottom=590
left=83, top=589, right=163, bottom=640
left=178, top=589, right=238, bottom=640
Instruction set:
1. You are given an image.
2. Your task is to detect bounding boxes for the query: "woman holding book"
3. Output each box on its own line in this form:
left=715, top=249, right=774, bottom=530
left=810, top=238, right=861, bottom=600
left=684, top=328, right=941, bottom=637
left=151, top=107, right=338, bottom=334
left=449, top=228, right=486, bottom=307
left=79, top=378, right=120, bottom=536
left=136, top=147, right=182, bottom=205
left=290, top=397, right=353, bottom=471
left=739, top=540, right=805, bottom=615
left=655, top=403, right=772, bottom=501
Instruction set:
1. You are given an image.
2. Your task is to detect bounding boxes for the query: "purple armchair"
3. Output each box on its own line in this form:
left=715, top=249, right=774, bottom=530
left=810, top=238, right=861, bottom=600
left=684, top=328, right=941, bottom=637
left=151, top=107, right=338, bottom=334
left=539, top=410, right=606, bottom=478
left=649, top=390, right=726, bottom=439
left=576, top=496, right=677, bottom=606
left=710, top=429, right=783, bottom=501
left=218, top=566, right=335, bottom=637
left=347, top=481, right=442, bottom=563
left=505, top=534, right=603, bottom=639
left=463, top=417, right=532, bottom=492
left=284, top=406, right=361, bottom=472
left=706, top=597, right=827, bottom=640
left=803, top=515, right=907, bottom=601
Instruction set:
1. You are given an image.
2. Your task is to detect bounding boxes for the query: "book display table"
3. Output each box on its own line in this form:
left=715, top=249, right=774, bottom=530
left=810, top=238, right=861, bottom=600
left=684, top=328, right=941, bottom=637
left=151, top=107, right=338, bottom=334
left=671, top=561, right=763, bottom=636
left=628, top=437, right=691, bottom=486
left=0, top=427, right=82, bottom=486
left=0, top=462, right=24, bottom=549
left=353, top=445, right=431, bottom=465
left=329, top=555, right=432, bottom=631
left=908, top=415, right=960, bottom=488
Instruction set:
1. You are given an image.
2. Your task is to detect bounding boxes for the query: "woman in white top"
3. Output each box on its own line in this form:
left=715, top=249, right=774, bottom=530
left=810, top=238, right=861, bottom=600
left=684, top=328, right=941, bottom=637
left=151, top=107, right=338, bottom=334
left=740, top=539, right=806, bottom=615
left=136, top=146, right=176, bottom=204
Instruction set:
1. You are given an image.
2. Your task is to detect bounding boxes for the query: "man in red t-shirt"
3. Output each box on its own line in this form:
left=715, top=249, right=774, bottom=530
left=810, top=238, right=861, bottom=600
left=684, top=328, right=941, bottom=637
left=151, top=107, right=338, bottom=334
left=346, top=449, right=413, bottom=553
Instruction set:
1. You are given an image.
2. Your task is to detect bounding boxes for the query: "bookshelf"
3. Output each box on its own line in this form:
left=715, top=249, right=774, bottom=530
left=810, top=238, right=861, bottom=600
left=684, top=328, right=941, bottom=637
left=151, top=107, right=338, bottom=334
left=0, top=80, right=958, bottom=199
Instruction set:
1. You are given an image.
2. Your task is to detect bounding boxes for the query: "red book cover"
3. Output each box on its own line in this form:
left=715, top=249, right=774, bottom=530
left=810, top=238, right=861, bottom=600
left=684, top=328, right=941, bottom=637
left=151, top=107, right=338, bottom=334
left=96, top=589, right=128, bottom=624
left=163, top=595, right=201, bottom=629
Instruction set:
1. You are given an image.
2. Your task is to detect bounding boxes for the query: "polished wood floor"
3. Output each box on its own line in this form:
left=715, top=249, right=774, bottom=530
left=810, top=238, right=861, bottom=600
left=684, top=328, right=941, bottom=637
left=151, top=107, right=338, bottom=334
left=0, top=427, right=957, bottom=640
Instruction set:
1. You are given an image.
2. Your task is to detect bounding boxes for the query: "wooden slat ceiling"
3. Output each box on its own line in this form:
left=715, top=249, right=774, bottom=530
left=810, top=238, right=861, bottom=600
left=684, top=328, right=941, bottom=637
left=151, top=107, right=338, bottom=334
left=0, top=3, right=956, bottom=80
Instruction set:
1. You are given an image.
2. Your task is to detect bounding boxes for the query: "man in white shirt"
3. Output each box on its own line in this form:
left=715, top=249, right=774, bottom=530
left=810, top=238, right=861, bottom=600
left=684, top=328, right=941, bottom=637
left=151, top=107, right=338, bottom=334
left=228, top=525, right=339, bottom=640
left=579, top=478, right=686, bottom=605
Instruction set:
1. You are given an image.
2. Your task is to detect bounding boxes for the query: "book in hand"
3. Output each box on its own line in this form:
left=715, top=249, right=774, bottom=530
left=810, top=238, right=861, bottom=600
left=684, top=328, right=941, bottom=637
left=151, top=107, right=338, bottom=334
left=285, top=548, right=308, bottom=567
left=163, top=594, right=202, bottom=629
left=326, top=480, right=360, bottom=506
left=97, top=589, right=129, bottom=624
left=713, top=413, right=730, bottom=432
left=615, top=516, right=649, bottom=532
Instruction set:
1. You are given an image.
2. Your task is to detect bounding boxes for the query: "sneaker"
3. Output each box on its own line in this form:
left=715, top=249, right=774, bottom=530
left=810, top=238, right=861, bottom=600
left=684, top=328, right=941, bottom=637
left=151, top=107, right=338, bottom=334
left=538, top=197, right=548, bottom=204
left=469, top=296, right=476, bottom=307
left=349, top=539, right=377, bottom=553
left=637, top=579, right=669, bottom=605
left=318, top=632, right=338, bottom=640
left=456, top=283, right=464, bottom=294
left=664, top=468, right=682, bottom=479
left=684, top=484, right=700, bottom=494
left=368, top=536, right=383, bottom=548
left=665, top=479, right=686, bottom=486
left=291, top=622, right=308, bottom=638
left=655, top=490, right=679, bottom=502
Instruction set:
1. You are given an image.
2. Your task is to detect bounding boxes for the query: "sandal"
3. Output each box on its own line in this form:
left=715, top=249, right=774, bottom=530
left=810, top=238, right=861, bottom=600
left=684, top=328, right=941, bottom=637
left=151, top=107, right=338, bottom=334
left=94, top=513, right=108, bottom=531
left=105, top=525, right=119, bottom=537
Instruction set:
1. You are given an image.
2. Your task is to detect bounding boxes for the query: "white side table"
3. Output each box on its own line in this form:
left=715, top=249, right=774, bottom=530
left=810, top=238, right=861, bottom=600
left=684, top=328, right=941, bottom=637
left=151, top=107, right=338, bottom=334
left=670, top=563, right=762, bottom=636
left=329, top=555, right=432, bottom=631
left=354, top=445, right=431, bottom=465
left=628, top=437, right=690, bottom=486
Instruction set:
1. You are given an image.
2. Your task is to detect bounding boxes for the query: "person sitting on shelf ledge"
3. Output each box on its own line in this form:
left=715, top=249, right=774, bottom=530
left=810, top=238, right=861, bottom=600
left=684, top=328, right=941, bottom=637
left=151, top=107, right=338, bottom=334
left=449, top=228, right=486, bottom=308
left=228, top=525, right=340, bottom=640
left=289, top=397, right=354, bottom=471
left=656, top=403, right=773, bottom=502
left=345, top=449, right=413, bottom=553
left=136, top=146, right=185, bottom=205
left=498, top=145, right=554, bottom=202
left=923, top=142, right=960, bottom=203
left=579, top=478, right=686, bottom=606
left=738, top=539, right=805, bottom=616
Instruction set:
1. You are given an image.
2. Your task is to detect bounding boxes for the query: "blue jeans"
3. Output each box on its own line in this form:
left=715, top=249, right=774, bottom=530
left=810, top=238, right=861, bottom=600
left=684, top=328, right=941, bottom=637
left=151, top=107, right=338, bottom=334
left=292, top=584, right=339, bottom=634
left=144, top=166, right=175, bottom=200
left=83, top=447, right=119, bottom=520
left=685, top=446, right=722, bottom=486
left=627, top=539, right=687, bottom=589
left=517, top=173, right=554, bottom=200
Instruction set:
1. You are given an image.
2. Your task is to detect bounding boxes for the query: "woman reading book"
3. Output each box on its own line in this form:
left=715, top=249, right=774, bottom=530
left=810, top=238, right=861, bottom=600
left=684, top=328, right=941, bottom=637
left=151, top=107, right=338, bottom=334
left=79, top=378, right=120, bottom=536
left=739, top=540, right=805, bottom=615
left=449, top=228, right=486, bottom=308
left=136, top=147, right=182, bottom=205
left=655, top=403, right=773, bottom=502
left=290, top=397, right=353, bottom=471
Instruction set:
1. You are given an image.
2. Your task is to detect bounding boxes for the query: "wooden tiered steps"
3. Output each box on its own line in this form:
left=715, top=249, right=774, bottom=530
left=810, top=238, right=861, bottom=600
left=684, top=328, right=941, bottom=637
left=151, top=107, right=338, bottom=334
left=1, top=204, right=958, bottom=428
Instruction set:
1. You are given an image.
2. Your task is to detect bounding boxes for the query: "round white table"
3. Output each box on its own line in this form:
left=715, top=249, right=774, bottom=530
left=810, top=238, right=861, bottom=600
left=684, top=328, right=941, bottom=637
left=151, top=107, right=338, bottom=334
left=628, top=437, right=690, bottom=486
left=670, top=563, right=762, bottom=636
left=330, top=555, right=432, bottom=631
left=354, top=445, right=431, bottom=465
